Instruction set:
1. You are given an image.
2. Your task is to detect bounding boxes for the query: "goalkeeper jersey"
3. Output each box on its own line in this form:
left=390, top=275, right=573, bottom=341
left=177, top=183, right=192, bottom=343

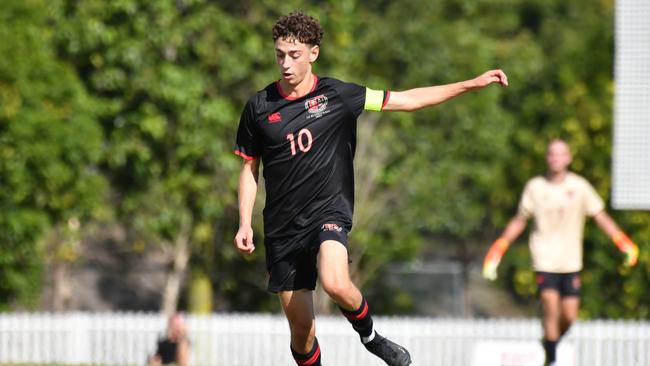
left=518, top=172, right=605, bottom=272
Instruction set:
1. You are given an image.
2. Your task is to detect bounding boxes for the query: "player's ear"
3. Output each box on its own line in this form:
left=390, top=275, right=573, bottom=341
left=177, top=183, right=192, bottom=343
left=309, top=45, right=320, bottom=63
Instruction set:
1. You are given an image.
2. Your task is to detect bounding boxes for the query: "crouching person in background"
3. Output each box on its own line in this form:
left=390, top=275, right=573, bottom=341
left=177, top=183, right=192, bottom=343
left=149, top=312, right=190, bottom=366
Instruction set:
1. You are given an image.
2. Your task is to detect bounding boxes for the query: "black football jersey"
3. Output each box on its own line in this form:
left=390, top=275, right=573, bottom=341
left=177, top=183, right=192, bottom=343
left=235, top=76, right=388, bottom=261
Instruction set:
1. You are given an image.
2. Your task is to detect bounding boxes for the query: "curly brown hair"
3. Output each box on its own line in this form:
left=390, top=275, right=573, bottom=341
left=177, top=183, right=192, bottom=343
left=272, top=11, right=324, bottom=46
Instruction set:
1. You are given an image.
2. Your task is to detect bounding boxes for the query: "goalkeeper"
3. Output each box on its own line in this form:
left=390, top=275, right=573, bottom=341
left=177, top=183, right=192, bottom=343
left=482, top=139, right=639, bottom=366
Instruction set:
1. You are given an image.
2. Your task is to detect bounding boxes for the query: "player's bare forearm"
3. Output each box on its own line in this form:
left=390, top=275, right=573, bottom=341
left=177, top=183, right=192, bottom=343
left=383, top=69, right=508, bottom=112
left=238, top=159, right=259, bottom=227
left=235, top=159, right=259, bottom=254
left=593, top=211, right=621, bottom=238
left=501, top=215, right=527, bottom=243
left=384, top=82, right=468, bottom=112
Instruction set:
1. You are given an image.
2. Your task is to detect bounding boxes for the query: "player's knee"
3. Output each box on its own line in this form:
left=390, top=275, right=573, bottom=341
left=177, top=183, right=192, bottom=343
left=289, top=321, right=315, bottom=344
left=562, top=312, right=578, bottom=325
left=321, top=279, right=352, bottom=301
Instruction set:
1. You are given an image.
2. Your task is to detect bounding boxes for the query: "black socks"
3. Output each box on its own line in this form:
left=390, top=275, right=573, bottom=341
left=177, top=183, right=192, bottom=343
left=291, top=338, right=321, bottom=366
left=340, top=297, right=375, bottom=342
left=543, top=338, right=557, bottom=364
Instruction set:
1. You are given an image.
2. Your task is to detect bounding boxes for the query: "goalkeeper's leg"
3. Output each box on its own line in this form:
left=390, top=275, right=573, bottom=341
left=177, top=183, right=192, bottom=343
left=558, top=273, right=581, bottom=338
left=559, top=297, right=579, bottom=338
left=540, top=288, right=561, bottom=365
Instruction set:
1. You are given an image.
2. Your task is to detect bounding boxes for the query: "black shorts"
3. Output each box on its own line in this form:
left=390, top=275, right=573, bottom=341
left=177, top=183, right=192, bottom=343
left=535, top=272, right=581, bottom=298
left=267, top=222, right=348, bottom=293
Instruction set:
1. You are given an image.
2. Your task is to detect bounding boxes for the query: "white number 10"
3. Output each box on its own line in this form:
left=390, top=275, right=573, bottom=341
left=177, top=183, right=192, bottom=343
left=286, top=128, right=313, bottom=156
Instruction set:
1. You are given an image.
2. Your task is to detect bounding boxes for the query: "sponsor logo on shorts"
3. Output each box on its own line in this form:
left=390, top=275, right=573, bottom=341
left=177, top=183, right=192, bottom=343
left=572, top=275, right=581, bottom=289
left=536, top=274, right=545, bottom=285
left=321, top=223, right=342, bottom=232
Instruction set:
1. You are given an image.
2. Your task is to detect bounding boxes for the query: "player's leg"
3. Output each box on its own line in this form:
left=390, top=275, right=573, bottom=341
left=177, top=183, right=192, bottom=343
left=317, top=236, right=411, bottom=366
left=537, top=271, right=562, bottom=366
left=316, top=239, right=361, bottom=307
left=278, top=290, right=321, bottom=366
left=317, top=239, right=365, bottom=325
left=540, top=289, right=562, bottom=339
left=558, top=273, right=581, bottom=338
left=559, top=296, right=579, bottom=338
left=540, top=289, right=561, bottom=365
left=269, top=242, right=322, bottom=366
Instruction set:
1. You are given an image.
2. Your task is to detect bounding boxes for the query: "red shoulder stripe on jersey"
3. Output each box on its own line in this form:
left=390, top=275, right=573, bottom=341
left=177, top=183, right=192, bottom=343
left=276, top=75, right=319, bottom=101
left=234, top=150, right=257, bottom=161
left=382, top=90, right=391, bottom=109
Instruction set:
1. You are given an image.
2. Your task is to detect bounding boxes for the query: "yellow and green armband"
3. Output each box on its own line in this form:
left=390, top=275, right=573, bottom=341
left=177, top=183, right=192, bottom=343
left=364, top=87, right=389, bottom=111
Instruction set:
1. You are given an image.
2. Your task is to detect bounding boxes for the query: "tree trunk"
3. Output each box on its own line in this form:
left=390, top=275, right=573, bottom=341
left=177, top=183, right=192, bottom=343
left=50, top=260, right=71, bottom=311
left=161, top=219, right=191, bottom=316
left=44, top=227, right=73, bottom=312
left=459, top=240, right=473, bottom=318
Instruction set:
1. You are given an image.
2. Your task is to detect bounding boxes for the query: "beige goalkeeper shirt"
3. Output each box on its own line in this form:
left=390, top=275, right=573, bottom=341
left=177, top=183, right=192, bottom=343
left=518, top=172, right=605, bottom=273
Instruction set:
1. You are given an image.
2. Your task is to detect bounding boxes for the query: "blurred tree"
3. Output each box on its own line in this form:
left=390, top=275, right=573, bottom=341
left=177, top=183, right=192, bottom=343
left=0, top=0, right=105, bottom=310
left=1, top=0, right=647, bottom=318
left=463, top=0, right=650, bottom=318
left=53, top=0, right=277, bottom=314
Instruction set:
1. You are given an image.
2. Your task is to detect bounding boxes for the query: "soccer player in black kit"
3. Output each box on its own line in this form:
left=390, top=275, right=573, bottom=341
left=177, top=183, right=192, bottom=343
left=234, top=11, right=508, bottom=366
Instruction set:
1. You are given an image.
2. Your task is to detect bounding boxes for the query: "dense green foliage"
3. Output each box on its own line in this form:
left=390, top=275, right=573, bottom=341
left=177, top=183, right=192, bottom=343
left=0, top=0, right=648, bottom=317
left=0, top=0, right=105, bottom=309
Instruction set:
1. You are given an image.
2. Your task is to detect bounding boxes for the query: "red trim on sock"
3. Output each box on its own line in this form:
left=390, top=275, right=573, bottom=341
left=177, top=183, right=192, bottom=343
left=296, top=345, right=321, bottom=365
left=344, top=301, right=369, bottom=321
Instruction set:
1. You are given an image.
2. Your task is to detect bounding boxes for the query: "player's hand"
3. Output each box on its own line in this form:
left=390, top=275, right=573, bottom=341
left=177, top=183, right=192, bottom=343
left=482, top=259, right=500, bottom=281
left=482, top=238, right=510, bottom=281
left=613, top=233, right=639, bottom=267
left=471, top=69, right=509, bottom=88
left=235, top=225, right=255, bottom=255
left=624, top=245, right=639, bottom=267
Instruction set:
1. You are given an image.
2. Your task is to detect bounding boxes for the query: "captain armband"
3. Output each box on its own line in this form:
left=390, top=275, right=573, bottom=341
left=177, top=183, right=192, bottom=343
left=364, top=87, right=390, bottom=111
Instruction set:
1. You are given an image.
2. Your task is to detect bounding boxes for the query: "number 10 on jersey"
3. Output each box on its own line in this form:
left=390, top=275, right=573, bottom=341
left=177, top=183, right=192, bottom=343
left=286, top=128, right=313, bottom=155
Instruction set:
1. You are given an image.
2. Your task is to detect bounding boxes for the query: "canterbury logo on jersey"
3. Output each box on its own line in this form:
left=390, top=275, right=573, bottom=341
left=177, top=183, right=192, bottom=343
left=268, top=112, right=282, bottom=123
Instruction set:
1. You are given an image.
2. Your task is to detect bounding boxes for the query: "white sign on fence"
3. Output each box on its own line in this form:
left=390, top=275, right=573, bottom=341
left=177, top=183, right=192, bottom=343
left=472, top=341, right=575, bottom=366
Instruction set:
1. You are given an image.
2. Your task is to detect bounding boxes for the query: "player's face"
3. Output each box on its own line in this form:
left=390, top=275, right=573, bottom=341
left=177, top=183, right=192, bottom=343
left=275, top=37, right=319, bottom=86
left=546, top=140, right=572, bottom=174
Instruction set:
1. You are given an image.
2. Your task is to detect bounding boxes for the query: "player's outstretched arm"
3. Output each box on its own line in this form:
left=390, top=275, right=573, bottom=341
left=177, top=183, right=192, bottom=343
left=383, top=69, right=508, bottom=112
left=483, top=215, right=527, bottom=280
left=593, top=211, right=639, bottom=266
left=234, top=159, right=260, bottom=255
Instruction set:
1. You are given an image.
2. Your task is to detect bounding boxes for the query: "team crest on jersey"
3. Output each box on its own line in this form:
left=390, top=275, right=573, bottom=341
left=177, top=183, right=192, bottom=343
left=305, top=94, right=328, bottom=114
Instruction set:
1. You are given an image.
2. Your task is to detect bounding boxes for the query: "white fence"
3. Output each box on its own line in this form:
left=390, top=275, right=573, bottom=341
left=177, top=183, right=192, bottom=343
left=0, top=313, right=649, bottom=366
